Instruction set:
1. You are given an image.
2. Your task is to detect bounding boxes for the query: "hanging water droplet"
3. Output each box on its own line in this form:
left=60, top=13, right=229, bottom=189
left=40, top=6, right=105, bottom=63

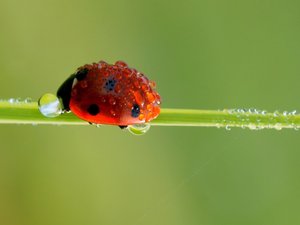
left=257, top=124, right=264, bottom=130
left=128, top=123, right=150, bottom=135
left=225, top=125, right=231, bottom=131
left=38, top=93, right=62, bottom=118
left=248, top=124, right=257, bottom=130
left=274, top=123, right=282, bottom=130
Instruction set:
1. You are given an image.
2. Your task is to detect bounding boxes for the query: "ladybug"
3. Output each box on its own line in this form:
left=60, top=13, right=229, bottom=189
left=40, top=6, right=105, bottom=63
left=57, top=60, right=161, bottom=128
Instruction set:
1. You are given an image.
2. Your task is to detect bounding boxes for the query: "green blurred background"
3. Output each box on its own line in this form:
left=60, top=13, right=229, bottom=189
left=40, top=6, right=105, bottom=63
left=1, top=0, right=300, bottom=224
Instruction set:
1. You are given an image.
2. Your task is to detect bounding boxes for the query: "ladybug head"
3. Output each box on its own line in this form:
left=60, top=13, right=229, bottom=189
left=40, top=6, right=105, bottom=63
left=56, top=73, right=76, bottom=112
left=57, top=68, right=89, bottom=111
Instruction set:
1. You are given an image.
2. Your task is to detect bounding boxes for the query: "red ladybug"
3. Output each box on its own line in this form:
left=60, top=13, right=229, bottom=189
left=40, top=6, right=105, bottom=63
left=57, top=60, right=161, bottom=128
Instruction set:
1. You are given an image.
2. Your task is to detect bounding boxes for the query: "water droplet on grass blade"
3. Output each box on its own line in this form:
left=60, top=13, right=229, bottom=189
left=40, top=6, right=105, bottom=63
left=225, top=125, right=231, bottom=130
left=24, top=97, right=32, bottom=103
left=128, top=123, right=150, bottom=135
left=274, top=123, right=282, bottom=130
left=8, top=98, right=16, bottom=103
left=273, top=110, right=280, bottom=117
left=15, top=98, right=22, bottom=103
left=38, top=93, right=62, bottom=118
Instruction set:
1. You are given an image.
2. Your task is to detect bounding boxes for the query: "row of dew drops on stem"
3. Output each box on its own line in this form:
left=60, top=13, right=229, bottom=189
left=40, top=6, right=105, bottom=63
left=216, top=108, right=299, bottom=131
left=2, top=97, right=300, bottom=133
left=1, top=98, right=33, bottom=104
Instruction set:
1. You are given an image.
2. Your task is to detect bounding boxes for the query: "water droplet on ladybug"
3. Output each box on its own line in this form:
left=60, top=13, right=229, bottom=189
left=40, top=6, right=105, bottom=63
left=128, top=123, right=150, bottom=135
left=115, top=60, right=128, bottom=67
left=80, top=80, right=88, bottom=88
left=109, top=97, right=116, bottom=105
left=38, top=93, right=62, bottom=118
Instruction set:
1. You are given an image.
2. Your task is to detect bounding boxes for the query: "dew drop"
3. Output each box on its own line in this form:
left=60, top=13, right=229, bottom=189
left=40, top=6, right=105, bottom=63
left=225, top=125, right=231, bottom=131
left=110, top=109, right=116, bottom=117
left=24, top=97, right=32, bottom=103
left=80, top=80, right=88, bottom=88
left=128, top=123, right=150, bottom=135
left=227, top=109, right=233, bottom=114
left=8, top=98, right=16, bottom=103
left=239, top=109, right=245, bottom=114
left=273, top=110, right=280, bottom=117
left=109, top=97, right=116, bottom=105
left=15, top=98, right=22, bottom=103
left=274, top=123, right=282, bottom=130
left=38, top=93, right=62, bottom=118
left=248, top=124, right=257, bottom=130
left=115, top=60, right=128, bottom=68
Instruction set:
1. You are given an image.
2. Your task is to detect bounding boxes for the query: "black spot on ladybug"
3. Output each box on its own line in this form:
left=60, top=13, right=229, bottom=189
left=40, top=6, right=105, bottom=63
left=119, top=125, right=128, bottom=129
left=87, top=104, right=100, bottom=116
left=104, top=78, right=116, bottom=91
left=131, top=104, right=140, bottom=118
left=75, top=68, right=89, bottom=81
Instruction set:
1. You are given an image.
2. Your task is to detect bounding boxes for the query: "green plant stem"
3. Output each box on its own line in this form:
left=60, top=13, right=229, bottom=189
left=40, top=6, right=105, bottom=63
left=0, top=100, right=300, bottom=130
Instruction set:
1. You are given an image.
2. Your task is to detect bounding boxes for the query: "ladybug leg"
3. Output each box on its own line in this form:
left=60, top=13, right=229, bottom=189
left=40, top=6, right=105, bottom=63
left=89, top=122, right=100, bottom=127
left=119, top=125, right=128, bottom=129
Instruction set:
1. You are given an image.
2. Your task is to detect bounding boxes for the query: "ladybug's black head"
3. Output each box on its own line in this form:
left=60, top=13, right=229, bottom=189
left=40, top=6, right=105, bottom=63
left=56, top=74, right=76, bottom=112
left=57, top=68, right=89, bottom=112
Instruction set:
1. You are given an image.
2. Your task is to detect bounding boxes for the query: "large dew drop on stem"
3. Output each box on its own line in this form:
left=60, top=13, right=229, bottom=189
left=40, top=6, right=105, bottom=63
left=38, top=93, right=62, bottom=118
left=128, top=123, right=151, bottom=135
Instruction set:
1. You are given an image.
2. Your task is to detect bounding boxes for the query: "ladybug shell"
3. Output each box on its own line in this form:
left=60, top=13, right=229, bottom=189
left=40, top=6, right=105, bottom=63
left=57, top=61, right=161, bottom=126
